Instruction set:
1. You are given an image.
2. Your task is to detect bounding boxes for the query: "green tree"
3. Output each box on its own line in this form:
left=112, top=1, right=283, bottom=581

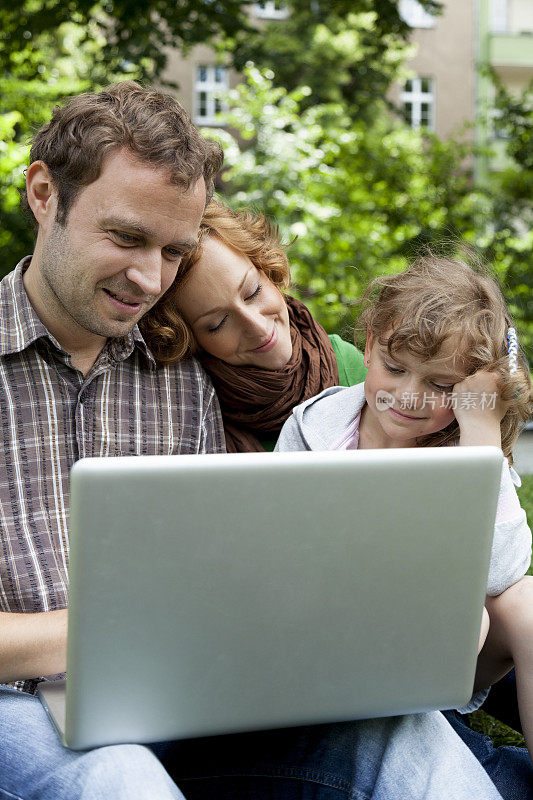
left=208, top=67, right=532, bottom=356
left=0, top=0, right=443, bottom=270
left=0, top=0, right=258, bottom=270
left=0, top=0, right=259, bottom=269
left=0, top=0, right=252, bottom=85
left=226, top=0, right=442, bottom=117
left=485, top=76, right=533, bottom=355
left=0, top=1, right=441, bottom=92
left=1, top=2, right=530, bottom=361
left=0, top=20, right=116, bottom=268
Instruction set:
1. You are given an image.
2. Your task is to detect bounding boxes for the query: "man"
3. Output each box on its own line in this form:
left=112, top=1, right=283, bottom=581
left=0, top=80, right=512, bottom=799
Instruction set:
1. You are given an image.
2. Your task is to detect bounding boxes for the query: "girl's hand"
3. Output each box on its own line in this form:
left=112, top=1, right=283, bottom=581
left=453, top=370, right=508, bottom=448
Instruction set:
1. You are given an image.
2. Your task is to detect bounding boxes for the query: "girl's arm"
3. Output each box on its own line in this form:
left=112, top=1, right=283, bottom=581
left=453, top=370, right=506, bottom=449
left=453, top=370, right=531, bottom=595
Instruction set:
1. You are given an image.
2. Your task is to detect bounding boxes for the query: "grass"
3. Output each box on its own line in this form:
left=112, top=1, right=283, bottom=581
left=469, top=474, right=533, bottom=747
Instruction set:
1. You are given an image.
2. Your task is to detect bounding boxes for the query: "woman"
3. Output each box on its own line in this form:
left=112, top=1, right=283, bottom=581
left=140, top=200, right=366, bottom=452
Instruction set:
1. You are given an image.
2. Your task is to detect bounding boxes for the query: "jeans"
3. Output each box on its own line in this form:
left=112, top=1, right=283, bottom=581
left=0, top=686, right=185, bottom=800
left=155, top=712, right=507, bottom=799
left=443, top=710, right=533, bottom=800
left=0, top=685, right=505, bottom=800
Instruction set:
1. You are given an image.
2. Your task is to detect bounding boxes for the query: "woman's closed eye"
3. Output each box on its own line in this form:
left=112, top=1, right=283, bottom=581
left=207, top=284, right=262, bottom=334
left=244, top=284, right=262, bottom=302
left=207, top=316, right=227, bottom=334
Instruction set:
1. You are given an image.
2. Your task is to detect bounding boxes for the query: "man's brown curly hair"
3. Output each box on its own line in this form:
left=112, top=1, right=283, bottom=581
left=22, top=81, right=223, bottom=226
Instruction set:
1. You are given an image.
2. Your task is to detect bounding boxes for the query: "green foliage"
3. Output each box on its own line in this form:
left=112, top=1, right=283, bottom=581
left=0, top=1, right=442, bottom=98
left=0, top=0, right=251, bottom=85
left=0, top=105, right=32, bottom=262
left=485, top=77, right=533, bottom=355
left=227, top=0, right=442, bottom=118
left=470, top=708, right=525, bottom=748
left=209, top=67, right=532, bottom=357
left=0, top=0, right=256, bottom=271
left=0, top=19, right=104, bottom=269
left=492, top=75, right=533, bottom=172
left=0, top=3, right=529, bottom=362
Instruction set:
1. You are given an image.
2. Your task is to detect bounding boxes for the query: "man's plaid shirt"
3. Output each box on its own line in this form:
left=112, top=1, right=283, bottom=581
left=0, top=259, right=225, bottom=692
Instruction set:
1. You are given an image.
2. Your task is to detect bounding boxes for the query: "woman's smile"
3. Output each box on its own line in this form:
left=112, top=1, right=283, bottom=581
left=250, top=325, right=278, bottom=353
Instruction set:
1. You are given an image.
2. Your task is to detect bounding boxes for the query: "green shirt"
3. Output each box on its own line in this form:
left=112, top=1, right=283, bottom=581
left=328, top=334, right=367, bottom=387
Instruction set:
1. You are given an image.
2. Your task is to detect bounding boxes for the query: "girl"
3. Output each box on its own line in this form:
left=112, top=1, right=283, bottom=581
left=276, top=254, right=533, bottom=759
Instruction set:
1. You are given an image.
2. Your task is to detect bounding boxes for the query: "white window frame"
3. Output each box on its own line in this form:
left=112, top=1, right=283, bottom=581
left=490, top=0, right=508, bottom=33
left=400, top=76, right=435, bottom=130
left=399, top=0, right=436, bottom=28
left=194, top=65, right=228, bottom=126
left=253, top=1, right=289, bottom=19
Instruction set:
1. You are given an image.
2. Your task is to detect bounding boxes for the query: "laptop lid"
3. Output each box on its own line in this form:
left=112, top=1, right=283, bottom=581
left=45, top=447, right=501, bottom=749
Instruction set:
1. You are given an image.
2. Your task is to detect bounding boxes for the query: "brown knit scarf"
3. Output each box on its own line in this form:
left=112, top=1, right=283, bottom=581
left=200, top=295, right=339, bottom=452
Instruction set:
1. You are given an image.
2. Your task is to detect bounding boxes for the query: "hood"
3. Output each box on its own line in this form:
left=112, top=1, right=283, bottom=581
left=277, top=383, right=366, bottom=451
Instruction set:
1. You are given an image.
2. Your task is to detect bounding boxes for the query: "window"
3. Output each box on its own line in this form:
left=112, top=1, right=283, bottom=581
left=194, top=65, right=228, bottom=125
left=253, top=1, right=289, bottom=19
left=490, top=0, right=508, bottom=33
left=399, top=0, right=436, bottom=29
left=401, top=77, right=434, bottom=130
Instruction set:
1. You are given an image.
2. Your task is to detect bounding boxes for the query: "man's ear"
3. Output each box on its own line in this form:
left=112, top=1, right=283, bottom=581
left=26, top=161, right=56, bottom=226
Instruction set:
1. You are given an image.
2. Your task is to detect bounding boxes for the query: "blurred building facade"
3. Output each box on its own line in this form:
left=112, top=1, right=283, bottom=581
left=162, top=3, right=283, bottom=127
left=163, top=0, right=533, bottom=167
left=395, top=0, right=533, bottom=135
left=397, top=0, right=533, bottom=181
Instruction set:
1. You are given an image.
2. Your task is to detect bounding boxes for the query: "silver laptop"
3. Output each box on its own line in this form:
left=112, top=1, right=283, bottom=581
left=38, top=447, right=502, bottom=749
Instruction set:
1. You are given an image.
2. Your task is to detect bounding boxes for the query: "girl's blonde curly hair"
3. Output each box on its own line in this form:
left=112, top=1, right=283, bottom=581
left=357, top=253, right=532, bottom=461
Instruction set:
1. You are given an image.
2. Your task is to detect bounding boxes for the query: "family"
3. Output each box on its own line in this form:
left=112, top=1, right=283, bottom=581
left=0, top=80, right=532, bottom=799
